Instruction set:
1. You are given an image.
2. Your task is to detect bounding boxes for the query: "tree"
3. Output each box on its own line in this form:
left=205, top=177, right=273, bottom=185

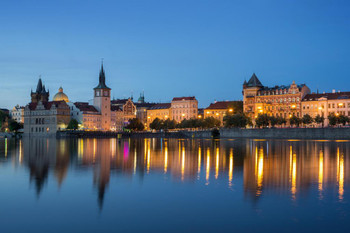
left=126, top=118, right=144, bottom=131
left=8, top=119, right=23, bottom=132
left=66, top=119, right=79, bottom=130
left=289, top=115, right=301, bottom=127
left=302, top=114, right=313, bottom=127
left=314, top=114, right=325, bottom=127
left=328, top=113, right=338, bottom=127
left=163, top=119, right=177, bottom=129
left=202, top=117, right=221, bottom=128
left=338, top=115, right=349, bottom=126
left=255, top=114, right=270, bottom=128
left=269, top=116, right=279, bottom=128
left=223, top=113, right=249, bottom=128
left=150, top=118, right=162, bottom=130
left=0, top=111, right=8, bottom=130
left=277, top=116, right=287, bottom=127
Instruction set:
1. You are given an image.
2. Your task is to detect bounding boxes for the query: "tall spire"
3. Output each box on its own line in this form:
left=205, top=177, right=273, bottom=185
left=94, top=60, right=110, bottom=90
left=36, top=77, right=43, bottom=93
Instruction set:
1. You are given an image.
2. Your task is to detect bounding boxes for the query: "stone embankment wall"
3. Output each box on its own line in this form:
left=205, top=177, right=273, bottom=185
left=0, top=132, right=14, bottom=139
left=183, top=128, right=350, bottom=140
left=56, top=128, right=350, bottom=140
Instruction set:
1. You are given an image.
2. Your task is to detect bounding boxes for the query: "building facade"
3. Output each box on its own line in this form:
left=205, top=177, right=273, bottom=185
left=10, top=105, right=25, bottom=123
left=24, top=79, right=71, bottom=136
left=171, top=97, right=198, bottom=122
left=146, top=103, right=172, bottom=127
left=243, top=73, right=311, bottom=120
left=204, top=101, right=242, bottom=125
left=301, top=91, right=350, bottom=126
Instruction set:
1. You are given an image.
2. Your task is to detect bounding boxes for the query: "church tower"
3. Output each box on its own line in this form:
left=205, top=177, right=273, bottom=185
left=31, top=77, right=49, bottom=103
left=93, top=63, right=111, bottom=131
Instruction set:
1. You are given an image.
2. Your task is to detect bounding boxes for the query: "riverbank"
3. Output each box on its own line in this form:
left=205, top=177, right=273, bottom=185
left=55, top=128, right=350, bottom=140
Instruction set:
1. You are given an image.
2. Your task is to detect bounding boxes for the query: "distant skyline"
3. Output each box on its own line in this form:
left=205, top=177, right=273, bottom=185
left=1, top=0, right=350, bottom=109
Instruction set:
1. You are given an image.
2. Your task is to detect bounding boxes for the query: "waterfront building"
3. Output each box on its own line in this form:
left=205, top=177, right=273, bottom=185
left=10, top=105, right=25, bottom=123
left=24, top=79, right=71, bottom=136
left=93, top=64, right=111, bottom=131
left=243, top=73, right=310, bottom=120
left=301, top=91, right=350, bottom=126
left=171, top=96, right=198, bottom=122
left=71, top=102, right=101, bottom=130
left=204, top=101, right=243, bottom=125
left=146, top=103, right=172, bottom=127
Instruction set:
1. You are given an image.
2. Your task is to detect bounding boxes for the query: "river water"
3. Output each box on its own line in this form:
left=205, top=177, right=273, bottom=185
left=0, top=138, right=349, bottom=232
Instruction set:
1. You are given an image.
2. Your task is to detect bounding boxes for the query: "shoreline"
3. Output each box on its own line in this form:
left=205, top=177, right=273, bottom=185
left=49, top=127, right=350, bottom=140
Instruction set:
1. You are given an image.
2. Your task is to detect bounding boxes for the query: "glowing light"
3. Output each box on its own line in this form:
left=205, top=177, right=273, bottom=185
left=206, top=111, right=210, bottom=114
left=215, top=147, right=219, bottom=179
left=147, top=140, right=151, bottom=173
left=318, top=107, right=322, bottom=110
left=291, top=105, right=296, bottom=109
left=133, top=150, right=137, bottom=174
left=164, top=141, right=168, bottom=173
left=291, top=150, right=297, bottom=199
left=336, top=113, right=339, bottom=116
left=228, top=148, right=233, bottom=187
left=4, top=138, right=7, bottom=158
left=93, top=139, right=97, bottom=163
left=182, top=113, right=185, bottom=117
left=256, top=147, right=264, bottom=196
left=229, top=109, right=233, bottom=112
left=181, top=146, right=185, bottom=181
left=198, top=146, right=201, bottom=177
left=259, top=110, right=263, bottom=113
left=206, top=148, right=210, bottom=184
left=78, top=139, right=84, bottom=159
left=198, top=115, right=202, bottom=118
left=339, top=103, right=343, bottom=106
left=257, top=106, right=262, bottom=110
left=318, top=150, right=324, bottom=196
left=337, top=147, right=344, bottom=201
left=215, top=113, right=219, bottom=116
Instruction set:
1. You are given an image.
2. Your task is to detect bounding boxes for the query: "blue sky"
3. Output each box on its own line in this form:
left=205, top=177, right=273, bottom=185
left=1, top=0, right=349, bottom=109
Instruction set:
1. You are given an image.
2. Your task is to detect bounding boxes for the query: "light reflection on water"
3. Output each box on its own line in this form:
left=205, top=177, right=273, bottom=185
left=0, top=137, right=349, bottom=232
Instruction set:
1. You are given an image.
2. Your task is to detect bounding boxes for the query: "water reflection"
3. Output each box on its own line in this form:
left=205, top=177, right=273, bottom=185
left=0, top=138, right=349, bottom=207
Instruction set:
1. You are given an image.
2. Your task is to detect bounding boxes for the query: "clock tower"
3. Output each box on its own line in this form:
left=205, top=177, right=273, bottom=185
left=93, top=63, right=111, bottom=130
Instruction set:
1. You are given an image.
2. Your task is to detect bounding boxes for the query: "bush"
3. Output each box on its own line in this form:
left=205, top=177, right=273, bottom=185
left=289, top=115, right=301, bottom=127
left=255, top=114, right=270, bottom=128
left=126, top=118, right=144, bottom=131
left=224, top=113, right=250, bottom=128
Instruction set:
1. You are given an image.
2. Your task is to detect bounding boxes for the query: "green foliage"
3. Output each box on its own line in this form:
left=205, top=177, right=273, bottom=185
left=66, top=119, right=79, bottom=130
left=150, top=118, right=162, bottom=130
left=277, top=116, right=287, bottom=126
left=255, top=114, right=270, bottom=128
left=289, top=115, right=301, bottom=127
left=302, top=114, right=313, bottom=126
left=0, top=111, right=8, bottom=129
left=314, top=114, right=325, bottom=126
left=338, top=115, right=349, bottom=126
left=328, top=113, right=338, bottom=126
left=8, top=120, right=23, bottom=132
left=223, top=113, right=250, bottom=128
left=269, top=116, right=279, bottom=127
left=176, top=117, right=220, bottom=129
left=126, top=118, right=144, bottom=131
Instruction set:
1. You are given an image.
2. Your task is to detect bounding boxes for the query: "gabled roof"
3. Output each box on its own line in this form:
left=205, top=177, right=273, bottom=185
left=246, top=73, right=263, bottom=87
left=149, top=103, right=171, bottom=110
left=172, top=96, right=196, bottom=101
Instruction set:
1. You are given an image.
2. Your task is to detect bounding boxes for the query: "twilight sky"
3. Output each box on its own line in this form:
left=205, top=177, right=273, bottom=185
left=1, top=0, right=349, bottom=109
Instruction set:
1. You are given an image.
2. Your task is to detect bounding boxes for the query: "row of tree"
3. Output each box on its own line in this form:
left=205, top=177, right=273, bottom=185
left=149, top=117, right=221, bottom=130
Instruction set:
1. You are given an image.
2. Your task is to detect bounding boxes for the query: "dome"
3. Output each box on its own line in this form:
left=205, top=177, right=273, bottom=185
left=53, top=87, right=69, bottom=102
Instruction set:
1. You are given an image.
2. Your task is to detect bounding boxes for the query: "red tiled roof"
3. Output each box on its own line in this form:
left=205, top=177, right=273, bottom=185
left=28, top=101, right=67, bottom=110
left=74, top=102, right=99, bottom=113
left=172, top=96, right=196, bottom=101
left=303, top=92, right=350, bottom=101
left=205, top=101, right=240, bottom=110
left=149, top=103, right=171, bottom=110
